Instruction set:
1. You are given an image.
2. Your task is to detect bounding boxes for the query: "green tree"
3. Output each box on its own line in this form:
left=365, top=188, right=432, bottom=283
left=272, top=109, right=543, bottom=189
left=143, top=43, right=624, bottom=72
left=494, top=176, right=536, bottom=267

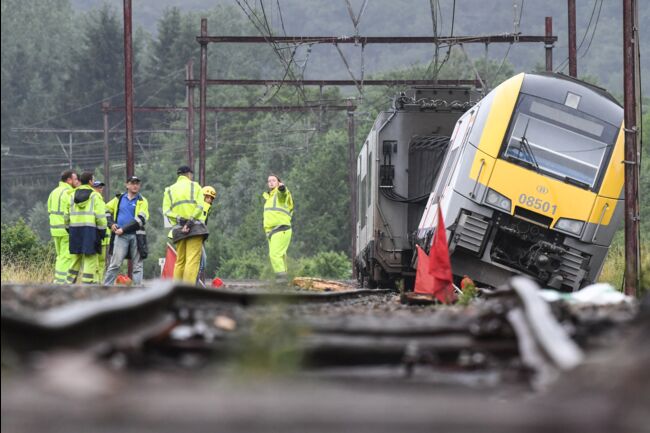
left=1, top=218, right=41, bottom=260
left=145, top=7, right=188, bottom=106
left=287, top=128, right=351, bottom=256
left=63, top=4, right=130, bottom=126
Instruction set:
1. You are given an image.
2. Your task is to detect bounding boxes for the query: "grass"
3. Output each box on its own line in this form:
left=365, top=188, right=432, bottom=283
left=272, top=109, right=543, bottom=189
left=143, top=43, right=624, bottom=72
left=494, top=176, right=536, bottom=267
left=599, top=243, right=625, bottom=288
left=228, top=305, right=305, bottom=377
left=1, top=253, right=55, bottom=284
left=599, top=239, right=649, bottom=296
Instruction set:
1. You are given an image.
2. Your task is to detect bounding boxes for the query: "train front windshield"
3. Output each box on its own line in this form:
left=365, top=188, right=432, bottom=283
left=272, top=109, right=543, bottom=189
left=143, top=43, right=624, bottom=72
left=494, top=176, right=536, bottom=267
left=503, top=94, right=619, bottom=189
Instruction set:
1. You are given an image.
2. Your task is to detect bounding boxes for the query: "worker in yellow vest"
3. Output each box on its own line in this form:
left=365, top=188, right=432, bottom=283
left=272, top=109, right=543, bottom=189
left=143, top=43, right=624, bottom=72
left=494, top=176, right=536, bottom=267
left=262, top=174, right=294, bottom=284
left=47, top=169, right=79, bottom=283
left=66, top=172, right=107, bottom=284
left=199, top=186, right=216, bottom=224
left=91, top=180, right=111, bottom=283
left=162, top=166, right=208, bottom=283
left=197, top=185, right=216, bottom=286
left=103, top=176, right=149, bottom=286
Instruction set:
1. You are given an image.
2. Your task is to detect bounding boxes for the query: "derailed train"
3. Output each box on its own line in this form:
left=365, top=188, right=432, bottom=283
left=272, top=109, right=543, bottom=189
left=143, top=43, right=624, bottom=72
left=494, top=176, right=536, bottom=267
left=355, top=73, right=625, bottom=291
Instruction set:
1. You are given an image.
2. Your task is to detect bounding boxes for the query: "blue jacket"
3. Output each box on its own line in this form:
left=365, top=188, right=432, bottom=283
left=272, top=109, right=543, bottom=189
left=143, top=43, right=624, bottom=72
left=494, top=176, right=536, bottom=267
left=68, top=186, right=107, bottom=255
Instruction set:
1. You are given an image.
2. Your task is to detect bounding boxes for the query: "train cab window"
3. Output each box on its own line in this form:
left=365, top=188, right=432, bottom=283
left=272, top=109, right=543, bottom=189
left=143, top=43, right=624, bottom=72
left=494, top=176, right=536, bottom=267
left=502, top=94, right=618, bottom=190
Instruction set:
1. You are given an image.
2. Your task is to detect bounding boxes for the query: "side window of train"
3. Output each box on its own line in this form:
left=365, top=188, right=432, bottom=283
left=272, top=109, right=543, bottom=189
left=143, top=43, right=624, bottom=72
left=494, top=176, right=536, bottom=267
left=430, top=108, right=475, bottom=201
left=358, top=152, right=366, bottom=228
left=468, top=91, right=495, bottom=147
left=446, top=108, right=479, bottom=187
left=431, top=143, right=460, bottom=202
left=367, top=146, right=372, bottom=211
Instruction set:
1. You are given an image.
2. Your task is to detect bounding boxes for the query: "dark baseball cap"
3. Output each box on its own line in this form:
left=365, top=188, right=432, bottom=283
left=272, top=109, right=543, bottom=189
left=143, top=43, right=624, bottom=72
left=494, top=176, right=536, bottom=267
left=126, top=175, right=141, bottom=183
left=177, top=165, right=193, bottom=175
left=92, top=180, right=105, bottom=187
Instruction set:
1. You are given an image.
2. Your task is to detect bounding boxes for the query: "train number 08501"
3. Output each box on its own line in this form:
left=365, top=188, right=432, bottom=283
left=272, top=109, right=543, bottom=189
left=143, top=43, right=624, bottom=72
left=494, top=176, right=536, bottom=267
left=518, top=194, right=557, bottom=214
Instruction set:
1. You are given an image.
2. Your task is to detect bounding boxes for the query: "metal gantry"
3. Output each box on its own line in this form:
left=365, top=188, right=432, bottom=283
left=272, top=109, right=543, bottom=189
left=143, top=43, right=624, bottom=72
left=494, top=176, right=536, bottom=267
left=193, top=18, right=557, bottom=274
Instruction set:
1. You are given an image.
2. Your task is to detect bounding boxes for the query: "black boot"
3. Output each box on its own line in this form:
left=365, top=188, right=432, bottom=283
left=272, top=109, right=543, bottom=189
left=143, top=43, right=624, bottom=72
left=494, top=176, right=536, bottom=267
left=274, top=272, right=289, bottom=288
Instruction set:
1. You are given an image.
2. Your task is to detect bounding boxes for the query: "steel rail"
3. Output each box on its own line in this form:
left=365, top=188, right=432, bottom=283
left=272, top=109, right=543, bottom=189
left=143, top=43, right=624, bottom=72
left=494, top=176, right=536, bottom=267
left=1, top=282, right=176, bottom=352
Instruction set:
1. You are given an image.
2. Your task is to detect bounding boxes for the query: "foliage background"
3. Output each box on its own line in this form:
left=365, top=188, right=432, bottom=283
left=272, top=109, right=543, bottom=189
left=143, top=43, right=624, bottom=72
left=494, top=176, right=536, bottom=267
left=1, top=0, right=647, bottom=283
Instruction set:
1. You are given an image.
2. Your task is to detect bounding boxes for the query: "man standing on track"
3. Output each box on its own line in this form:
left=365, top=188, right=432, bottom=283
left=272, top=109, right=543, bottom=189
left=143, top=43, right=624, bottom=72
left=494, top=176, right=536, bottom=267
left=197, top=185, right=216, bottom=286
left=103, top=176, right=149, bottom=286
left=162, top=166, right=208, bottom=284
left=47, top=169, right=79, bottom=283
left=91, top=180, right=111, bottom=283
left=66, top=171, right=106, bottom=284
left=262, top=174, right=294, bottom=284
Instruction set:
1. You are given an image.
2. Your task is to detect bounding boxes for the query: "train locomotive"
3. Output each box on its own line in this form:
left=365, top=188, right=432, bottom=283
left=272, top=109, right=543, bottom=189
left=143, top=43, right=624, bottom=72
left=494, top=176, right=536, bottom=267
left=355, top=73, right=625, bottom=292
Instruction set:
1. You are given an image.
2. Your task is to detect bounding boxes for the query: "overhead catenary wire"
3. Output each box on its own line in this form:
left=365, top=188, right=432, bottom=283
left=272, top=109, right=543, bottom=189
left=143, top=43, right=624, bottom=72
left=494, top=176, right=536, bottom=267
left=235, top=0, right=307, bottom=103
left=555, top=0, right=602, bottom=72
left=276, top=0, right=287, bottom=36
left=423, top=0, right=456, bottom=80
left=579, top=0, right=604, bottom=59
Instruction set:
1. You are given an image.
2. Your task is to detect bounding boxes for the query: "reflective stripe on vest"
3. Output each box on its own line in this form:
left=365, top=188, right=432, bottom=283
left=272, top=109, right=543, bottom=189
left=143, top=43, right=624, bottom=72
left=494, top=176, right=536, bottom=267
left=49, top=183, right=72, bottom=232
left=70, top=192, right=106, bottom=230
left=169, top=182, right=198, bottom=209
left=264, top=194, right=293, bottom=217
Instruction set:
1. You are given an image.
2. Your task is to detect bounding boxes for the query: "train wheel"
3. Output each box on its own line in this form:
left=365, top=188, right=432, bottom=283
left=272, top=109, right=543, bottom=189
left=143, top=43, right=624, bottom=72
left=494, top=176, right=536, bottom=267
left=403, top=276, right=415, bottom=292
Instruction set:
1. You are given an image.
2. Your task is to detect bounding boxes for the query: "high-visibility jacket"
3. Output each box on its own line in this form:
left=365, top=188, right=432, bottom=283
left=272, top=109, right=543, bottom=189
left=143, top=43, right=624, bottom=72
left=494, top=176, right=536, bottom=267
left=69, top=185, right=107, bottom=255
left=263, top=187, right=293, bottom=233
left=102, top=227, right=111, bottom=246
left=105, top=193, right=149, bottom=233
left=198, top=200, right=212, bottom=224
left=47, top=181, right=74, bottom=237
left=162, top=176, right=203, bottom=225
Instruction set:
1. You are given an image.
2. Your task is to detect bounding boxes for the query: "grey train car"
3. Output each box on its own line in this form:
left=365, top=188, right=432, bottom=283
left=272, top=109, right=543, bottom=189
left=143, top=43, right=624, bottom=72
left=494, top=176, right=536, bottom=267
left=356, top=73, right=625, bottom=292
left=355, top=86, right=477, bottom=288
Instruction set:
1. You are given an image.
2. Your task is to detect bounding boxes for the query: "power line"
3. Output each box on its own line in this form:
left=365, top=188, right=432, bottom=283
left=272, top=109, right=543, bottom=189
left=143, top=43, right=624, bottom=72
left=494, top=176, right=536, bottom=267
left=234, top=0, right=307, bottom=103
left=580, top=0, right=604, bottom=59
left=555, top=0, right=600, bottom=72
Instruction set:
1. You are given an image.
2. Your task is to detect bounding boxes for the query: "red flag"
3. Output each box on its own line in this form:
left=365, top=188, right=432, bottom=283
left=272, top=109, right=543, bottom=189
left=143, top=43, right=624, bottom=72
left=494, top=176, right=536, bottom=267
left=161, top=243, right=177, bottom=279
left=428, top=207, right=456, bottom=303
left=414, top=244, right=435, bottom=294
left=414, top=207, right=456, bottom=303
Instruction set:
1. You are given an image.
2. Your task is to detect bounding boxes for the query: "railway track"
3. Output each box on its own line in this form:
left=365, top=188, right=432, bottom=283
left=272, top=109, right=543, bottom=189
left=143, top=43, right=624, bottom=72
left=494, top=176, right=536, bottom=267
left=1, top=278, right=646, bottom=433
left=2, top=278, right=637, bottom=383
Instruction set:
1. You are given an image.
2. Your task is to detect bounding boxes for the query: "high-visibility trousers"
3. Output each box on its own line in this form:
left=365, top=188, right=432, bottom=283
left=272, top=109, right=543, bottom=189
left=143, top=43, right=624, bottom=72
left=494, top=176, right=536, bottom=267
left=67, top=253, right=100, bottom=284
left=267, top=229, right=292, bottom=274
left=174, top=236, right=203, bottom=284
left=97, top=244, right=108, bottom=284
left=52, top=235, right=74, bottom=284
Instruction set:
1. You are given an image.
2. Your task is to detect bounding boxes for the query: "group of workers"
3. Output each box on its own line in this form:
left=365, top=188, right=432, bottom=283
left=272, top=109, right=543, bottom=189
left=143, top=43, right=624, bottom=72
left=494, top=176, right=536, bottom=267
left=47, top=165, right=294, bottom=286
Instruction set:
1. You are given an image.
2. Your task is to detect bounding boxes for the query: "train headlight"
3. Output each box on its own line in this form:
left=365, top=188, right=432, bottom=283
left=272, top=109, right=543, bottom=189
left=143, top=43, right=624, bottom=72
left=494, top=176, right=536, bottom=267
left=555, top=218, right=584, bottom=236
left=485, top=188, right=512, bottom=212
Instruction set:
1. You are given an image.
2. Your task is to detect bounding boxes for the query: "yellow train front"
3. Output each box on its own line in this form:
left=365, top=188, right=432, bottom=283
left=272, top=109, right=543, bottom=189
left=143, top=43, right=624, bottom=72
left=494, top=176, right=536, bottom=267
left=417, top=72, right=625, bottom=291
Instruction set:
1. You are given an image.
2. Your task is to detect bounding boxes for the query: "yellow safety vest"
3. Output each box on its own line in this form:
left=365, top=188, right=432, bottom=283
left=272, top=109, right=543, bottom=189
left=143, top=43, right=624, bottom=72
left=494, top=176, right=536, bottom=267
left=69, top=186, right=107, bottom=230
left=47, top=181, right=73, bottom=236
left=198, top=200, right=212, bottom=223
left=263, top=187, right=293, bottom=233
left=162, top=175, right=203, bottom=225
left=105, top=193, right=150, bottom=230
